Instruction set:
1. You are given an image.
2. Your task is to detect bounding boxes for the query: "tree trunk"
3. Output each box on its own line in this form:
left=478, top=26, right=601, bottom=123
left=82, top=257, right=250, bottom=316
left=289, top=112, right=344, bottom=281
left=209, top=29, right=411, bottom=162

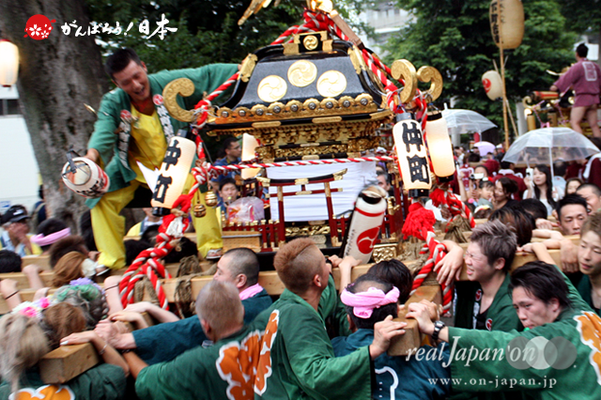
left=0, top=0, right=108, bottom=232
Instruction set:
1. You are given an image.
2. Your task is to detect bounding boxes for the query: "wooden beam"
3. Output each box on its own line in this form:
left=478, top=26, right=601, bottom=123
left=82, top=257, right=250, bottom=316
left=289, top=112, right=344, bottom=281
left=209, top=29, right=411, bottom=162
left=158, top=263, right=411, bottom=301
left=123, top=232, right=197, bottom=242
left=388, top=285, right=442, bottom=356
left=21, top=255, right=50, bottom=270
left=109, top=263, right=181, bottom=278
left=458, top=248, right=562, bottom=281
left=0, top=271, right=54, bottom=290
left=39, top=344, right=100, bottom=384
left=39, top=313, right=153, bottom=384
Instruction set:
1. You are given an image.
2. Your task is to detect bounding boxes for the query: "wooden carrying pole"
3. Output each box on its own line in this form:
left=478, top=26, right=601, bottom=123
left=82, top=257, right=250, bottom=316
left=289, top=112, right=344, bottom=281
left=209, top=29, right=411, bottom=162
left=500, top=25, right=510, bottom=149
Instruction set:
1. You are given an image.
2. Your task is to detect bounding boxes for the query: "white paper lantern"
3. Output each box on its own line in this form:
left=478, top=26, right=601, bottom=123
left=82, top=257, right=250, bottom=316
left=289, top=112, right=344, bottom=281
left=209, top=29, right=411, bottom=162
left=392, top=113, right=431, bottom=198
left=0, top=40, right=19, bottom=86
left=241, top=133, right=260, bottom=180
left=482, top=70, right=503, bottom=101
left=61, top=158, right=110, bottom=199
left=425, top=112, right=455, bottom=181
left=490, top=0, right=524, bottom=50
left=151, top=136, right=196, bottom=215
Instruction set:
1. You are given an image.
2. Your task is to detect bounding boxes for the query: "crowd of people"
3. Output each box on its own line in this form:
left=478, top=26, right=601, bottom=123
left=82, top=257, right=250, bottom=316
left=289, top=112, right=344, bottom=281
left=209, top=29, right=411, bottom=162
left=2, top=44, right=601, bottom=399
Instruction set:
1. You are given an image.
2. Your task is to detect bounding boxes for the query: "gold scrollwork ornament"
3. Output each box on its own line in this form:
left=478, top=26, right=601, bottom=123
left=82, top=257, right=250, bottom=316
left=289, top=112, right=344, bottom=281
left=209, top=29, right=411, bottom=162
left=390, top=59, right=417, bottom=104
left=162, top=78, right=196, bottom=122
left=417, top=66, right=443, bottom=101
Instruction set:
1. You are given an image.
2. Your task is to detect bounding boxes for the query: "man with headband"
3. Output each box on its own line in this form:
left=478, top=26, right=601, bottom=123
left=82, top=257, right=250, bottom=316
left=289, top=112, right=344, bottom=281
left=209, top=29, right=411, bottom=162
left=333, top=274, right=451, bottom=400
left=29, top=218, right=72, bottom=254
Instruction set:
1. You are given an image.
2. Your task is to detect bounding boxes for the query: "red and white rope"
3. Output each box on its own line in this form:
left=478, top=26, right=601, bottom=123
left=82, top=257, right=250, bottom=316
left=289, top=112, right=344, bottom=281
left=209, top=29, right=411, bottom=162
left=410, top=231, right=453, bottom=316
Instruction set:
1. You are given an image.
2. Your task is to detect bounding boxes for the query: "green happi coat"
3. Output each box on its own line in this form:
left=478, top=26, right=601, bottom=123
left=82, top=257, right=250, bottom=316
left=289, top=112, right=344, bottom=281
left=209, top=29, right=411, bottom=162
left=252, top=276, right=372, bottom=399
left=0, top=364, right=126, bottom=400
left=447, top=273, right=601, bottom=399
left=86, top=63, right=238, bottom=209
left=454, top=274, right=522, bottom=332
left=136, top=325, right=264, bottom=400
left=577, top=274, right=601, bottom=315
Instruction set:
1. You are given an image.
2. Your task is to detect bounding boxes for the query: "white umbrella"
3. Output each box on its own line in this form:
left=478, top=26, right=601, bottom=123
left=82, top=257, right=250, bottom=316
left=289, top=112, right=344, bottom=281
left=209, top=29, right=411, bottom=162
left=502, top=127, right=600, bottom=180
left=473, top=141, right=496, bottom=156
left=441, top=109, right=498, bottom=135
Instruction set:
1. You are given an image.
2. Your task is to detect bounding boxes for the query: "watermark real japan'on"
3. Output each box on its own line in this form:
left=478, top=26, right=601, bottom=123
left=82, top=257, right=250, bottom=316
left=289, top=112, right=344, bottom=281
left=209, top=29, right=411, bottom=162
left=24, top=14, right=177, bottom=41
left=405, top=335, right=578, bottom=370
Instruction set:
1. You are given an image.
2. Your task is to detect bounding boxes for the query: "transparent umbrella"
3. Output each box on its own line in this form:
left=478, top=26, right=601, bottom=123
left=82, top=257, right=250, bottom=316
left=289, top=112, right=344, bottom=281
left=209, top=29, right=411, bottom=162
left=502, top=127, right=599, bottom=180
left=441, top=109, right=498, bottom=135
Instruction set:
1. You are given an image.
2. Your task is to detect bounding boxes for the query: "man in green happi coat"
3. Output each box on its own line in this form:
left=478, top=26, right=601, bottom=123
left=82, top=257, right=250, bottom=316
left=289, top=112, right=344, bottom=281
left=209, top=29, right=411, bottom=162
left=409, top=254, right=601, bottom=400
left=83, top=48, right=238, bottom=270
left=444, top=220, right=522, bottom=333
left=127, top=280, right=265, bottom=400
left=252, top=238, right=407, bottom=399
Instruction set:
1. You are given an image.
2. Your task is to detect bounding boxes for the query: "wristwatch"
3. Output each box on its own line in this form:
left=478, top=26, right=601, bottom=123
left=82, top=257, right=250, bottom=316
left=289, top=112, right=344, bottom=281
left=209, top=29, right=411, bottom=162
left=432, top=320, right=446, bottom=341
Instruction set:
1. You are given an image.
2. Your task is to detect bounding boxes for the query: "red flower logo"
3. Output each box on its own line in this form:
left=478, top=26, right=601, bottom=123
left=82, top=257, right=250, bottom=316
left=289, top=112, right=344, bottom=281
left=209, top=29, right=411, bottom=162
left=24, top=15, right=56, bottom=40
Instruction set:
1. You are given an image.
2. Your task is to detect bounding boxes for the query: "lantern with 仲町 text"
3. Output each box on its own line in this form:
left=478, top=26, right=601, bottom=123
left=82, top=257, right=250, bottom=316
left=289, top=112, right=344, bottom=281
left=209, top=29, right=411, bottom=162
left=425, top=112, right=455, bottom=182
left=151, top=136, right=196, bottom=216
left=482, top=70, right=503, bottom=100
left=241, top=133, right=260, bottom=180
left=490, top=0, right=524, bottom=50
left=0, top=40, right=19, bottom=86
left=392, top=113, right=431, bottom=198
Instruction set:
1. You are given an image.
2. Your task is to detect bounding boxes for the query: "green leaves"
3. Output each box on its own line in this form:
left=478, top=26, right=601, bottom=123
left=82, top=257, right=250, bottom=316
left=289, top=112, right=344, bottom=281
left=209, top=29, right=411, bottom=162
left=382, top=0, right=576, bottom=138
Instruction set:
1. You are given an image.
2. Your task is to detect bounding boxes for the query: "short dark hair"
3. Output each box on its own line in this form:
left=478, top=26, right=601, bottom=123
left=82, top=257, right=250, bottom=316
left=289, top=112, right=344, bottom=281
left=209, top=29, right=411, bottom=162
left=222, top=136, right=239, bottom=151
left=219, top=177, right=238, bottom=191
left=577, top=183, right=601, bottom=197
left=366, top=259, right=413, bottom=304
left=474, top=164, right=489, bottom=175
left=0, top=250, right=21, bottom=273
left=105, top=48, right=142, bottom=79
left=576, top=43, right=588, bottom=58
left=344, top=275, right=398, bottom=330
left=500, top=161, right=512, bottom=170
left=470, top=220, right=517, bottom=272
left=509, top=261, right=571, bottom=310
left=556, top=194, right=588, bottom=219
left=512, top=198, right=547, bottom=222
left=223, top=248, right=260, bottom=286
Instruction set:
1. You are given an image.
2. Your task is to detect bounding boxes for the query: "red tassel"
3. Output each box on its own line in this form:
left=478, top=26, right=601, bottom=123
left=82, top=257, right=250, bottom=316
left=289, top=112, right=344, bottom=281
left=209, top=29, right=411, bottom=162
left=402, top=202, right=436, bottom=241
left=430, top=188, right=447, bottom=207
